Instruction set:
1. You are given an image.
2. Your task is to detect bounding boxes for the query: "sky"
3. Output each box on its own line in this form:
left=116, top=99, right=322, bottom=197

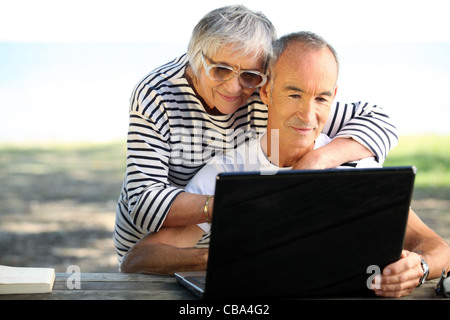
left=1, top=0, right=450, bottom=142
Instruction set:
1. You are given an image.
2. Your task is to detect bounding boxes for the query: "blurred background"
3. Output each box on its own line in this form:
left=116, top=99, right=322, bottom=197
left=1, top=0, right=449, bottom=273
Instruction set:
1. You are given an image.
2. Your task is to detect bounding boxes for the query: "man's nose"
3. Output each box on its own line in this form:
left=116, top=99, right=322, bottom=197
left=296, top=101, right=315, bottom=123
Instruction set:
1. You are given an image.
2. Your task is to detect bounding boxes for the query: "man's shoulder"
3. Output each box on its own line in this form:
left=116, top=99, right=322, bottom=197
left=337, top=157, right=381, bottom=169
left=314, top=133, right=332, bottom=149
left=211, top=136, right=261, bottom=171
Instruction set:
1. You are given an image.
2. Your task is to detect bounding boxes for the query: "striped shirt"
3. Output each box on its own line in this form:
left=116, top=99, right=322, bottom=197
left=113, top=54, right=398, bottom=265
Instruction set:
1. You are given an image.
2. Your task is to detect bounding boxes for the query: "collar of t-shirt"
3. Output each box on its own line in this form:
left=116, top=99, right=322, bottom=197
left=257, top=131, right=332, bottom=173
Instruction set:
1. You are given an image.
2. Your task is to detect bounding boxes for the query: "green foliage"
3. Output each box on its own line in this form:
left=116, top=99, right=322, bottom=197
left=1, top=135, right=449, bottom=206
left=384, top=135, right=450, bottom=199
left=0, top=141, right=127, bottom=210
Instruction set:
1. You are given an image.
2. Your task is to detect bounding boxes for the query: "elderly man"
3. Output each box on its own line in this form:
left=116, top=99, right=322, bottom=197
left=121, top=32, right=450, bottom=298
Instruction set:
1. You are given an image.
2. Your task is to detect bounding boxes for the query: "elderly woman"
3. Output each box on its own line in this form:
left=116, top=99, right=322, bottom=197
left=114, top=5, right=398, bottom=270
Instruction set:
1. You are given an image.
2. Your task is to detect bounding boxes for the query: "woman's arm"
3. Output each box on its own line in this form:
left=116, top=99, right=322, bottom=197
left=120, top=225, right=208, bottom=275
left=292, top=137, right=373, bottom=170
left=296, top=101, right=398, bottom=169
left=164, top=193, right=213, bottom=226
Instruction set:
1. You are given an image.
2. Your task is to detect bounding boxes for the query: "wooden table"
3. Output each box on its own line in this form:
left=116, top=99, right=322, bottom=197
left=0, top=273, right=445, bottom=300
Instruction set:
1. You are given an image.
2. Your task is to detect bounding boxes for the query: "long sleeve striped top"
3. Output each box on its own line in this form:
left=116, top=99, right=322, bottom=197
left=113, top=54, right=399, bottom=265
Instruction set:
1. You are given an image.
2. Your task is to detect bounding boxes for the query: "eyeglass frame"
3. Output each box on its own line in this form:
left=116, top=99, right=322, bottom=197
left=200, top=51, right=267, bottom=89
left=435, top=269, right=450, bottom=298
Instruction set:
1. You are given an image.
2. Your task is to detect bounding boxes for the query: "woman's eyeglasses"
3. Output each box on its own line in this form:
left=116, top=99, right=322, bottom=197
left=201, top=52, right=267, bottom=89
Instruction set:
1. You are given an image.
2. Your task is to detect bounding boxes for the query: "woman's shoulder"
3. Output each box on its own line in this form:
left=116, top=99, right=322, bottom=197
left=137, top=54, right=190, bottom=90
left=129, top=54, right=197, bottom=116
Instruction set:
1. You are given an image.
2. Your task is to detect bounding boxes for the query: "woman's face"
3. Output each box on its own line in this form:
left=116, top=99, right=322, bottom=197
left=193, top=44, right=265, bottom=115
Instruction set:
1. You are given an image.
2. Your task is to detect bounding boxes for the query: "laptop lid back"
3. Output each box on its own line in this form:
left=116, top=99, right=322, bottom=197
left=204, top=167, right=416, bottom=299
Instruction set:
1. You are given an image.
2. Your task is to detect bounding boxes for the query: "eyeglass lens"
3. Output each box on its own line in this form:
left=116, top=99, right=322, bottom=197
left=209, top=66, right=264, bottom=88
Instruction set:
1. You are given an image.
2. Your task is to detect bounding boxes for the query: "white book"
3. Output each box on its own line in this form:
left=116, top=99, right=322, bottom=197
left=0, top=265, right=55, bottom=294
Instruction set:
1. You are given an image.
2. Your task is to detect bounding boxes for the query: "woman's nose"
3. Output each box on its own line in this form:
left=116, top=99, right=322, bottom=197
left=222, top=75, right=243, bottom=93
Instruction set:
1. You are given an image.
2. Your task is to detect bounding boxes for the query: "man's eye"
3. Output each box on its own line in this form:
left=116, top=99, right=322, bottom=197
left=289, top=94, right=301, bottom=99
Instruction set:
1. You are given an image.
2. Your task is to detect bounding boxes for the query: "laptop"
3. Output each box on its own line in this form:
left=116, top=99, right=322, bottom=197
left=175, top=166, right=416, bottom=299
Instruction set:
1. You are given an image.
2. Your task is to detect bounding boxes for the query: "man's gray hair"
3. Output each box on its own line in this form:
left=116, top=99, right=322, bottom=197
left=187, top=5, right=277, bottom=76
left=268, top=31, right=340, bottom=77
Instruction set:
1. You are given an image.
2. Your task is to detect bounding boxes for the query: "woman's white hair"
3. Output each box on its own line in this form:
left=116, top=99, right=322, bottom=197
left=187, top=5, right=277, bottom=76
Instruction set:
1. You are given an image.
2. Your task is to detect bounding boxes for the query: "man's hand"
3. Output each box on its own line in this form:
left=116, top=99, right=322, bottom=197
left=372, top=250, right=424, bottom=298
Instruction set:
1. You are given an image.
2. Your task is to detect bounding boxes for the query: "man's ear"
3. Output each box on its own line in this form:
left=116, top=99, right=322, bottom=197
left=259, top=79, right=271, bottom=106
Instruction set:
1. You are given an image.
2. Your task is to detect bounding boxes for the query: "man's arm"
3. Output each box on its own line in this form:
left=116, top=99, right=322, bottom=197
left=120, top=225, right=208, bottom=275
left=373, top=208, right=450, bottom=298
left=403, top=209, right=450, bottom=279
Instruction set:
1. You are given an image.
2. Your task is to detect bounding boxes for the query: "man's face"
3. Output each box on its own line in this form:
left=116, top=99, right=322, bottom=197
left=260, top=43, right=338, bottom=166
left=194, top=44, right=265, bottom=115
